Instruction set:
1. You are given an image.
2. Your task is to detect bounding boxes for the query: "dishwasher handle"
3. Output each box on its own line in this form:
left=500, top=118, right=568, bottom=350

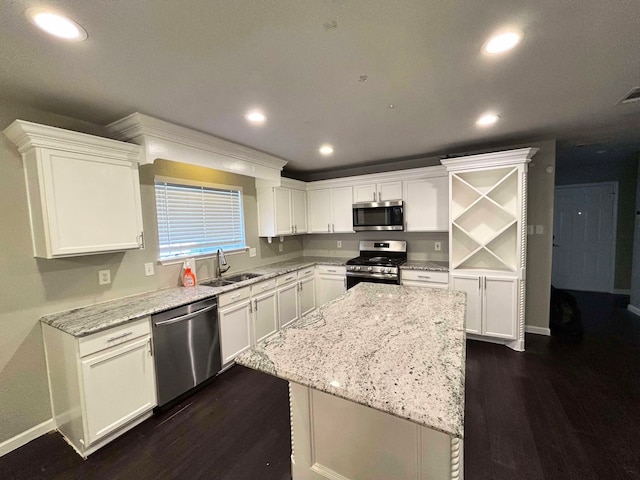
left=153, top=303, right=217, bottom=327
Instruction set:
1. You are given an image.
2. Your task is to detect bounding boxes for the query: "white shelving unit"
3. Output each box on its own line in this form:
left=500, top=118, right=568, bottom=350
left=442, top=148, right=538, bottom=351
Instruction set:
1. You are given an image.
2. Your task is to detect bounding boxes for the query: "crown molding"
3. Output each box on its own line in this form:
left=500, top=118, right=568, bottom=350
left=440, top=147, right=539, bottom=172
left=107, top=113, right=287, bottom=181
left=3, top=120, right=141, bottom=163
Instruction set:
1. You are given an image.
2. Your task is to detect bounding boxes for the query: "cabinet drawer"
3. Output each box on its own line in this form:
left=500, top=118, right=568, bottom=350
left=218, top=286, right=251, bottom=307
left=276, top=272, right=298, bottom=286
left=316, top=265, right=346, bottom=275
left=401, top=270, right=448, bottom=284
left=79, top=317, right=150, bottom=357
left=251, top=279, right=276, bottom=295
left=297, top=266, right=315, bottom=279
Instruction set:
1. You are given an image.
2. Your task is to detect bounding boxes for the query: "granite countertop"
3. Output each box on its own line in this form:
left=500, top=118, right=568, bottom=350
left=236, top=283, right=466, bottom=438
left=401, top=260, right=449, bottom=272
left=41, top=256, right=348, bottom=337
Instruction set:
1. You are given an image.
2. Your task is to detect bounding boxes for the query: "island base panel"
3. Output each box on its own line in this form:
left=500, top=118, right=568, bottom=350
left=289, top=382, right=463, bottom=480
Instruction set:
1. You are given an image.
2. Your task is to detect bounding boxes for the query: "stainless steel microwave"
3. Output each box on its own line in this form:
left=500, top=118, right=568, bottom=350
left=352, top=200, right=404, bottom=231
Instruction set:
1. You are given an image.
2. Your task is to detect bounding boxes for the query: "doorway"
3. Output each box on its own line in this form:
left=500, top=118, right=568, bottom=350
left=551, top=182, right=618, bottom=292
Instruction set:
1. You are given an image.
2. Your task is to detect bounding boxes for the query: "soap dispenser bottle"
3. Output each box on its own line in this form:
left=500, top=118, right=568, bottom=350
left=182, top=260, right=196, bottom=287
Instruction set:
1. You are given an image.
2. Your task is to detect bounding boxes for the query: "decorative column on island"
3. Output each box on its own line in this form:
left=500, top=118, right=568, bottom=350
left=236, top=283, right=467, bottom=480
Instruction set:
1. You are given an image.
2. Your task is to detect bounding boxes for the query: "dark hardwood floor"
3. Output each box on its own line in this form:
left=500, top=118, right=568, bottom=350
left=1, top=291, right=638, bottom=480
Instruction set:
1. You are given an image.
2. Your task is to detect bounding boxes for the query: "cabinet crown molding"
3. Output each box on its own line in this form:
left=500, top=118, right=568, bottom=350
left=440, top=147, right=538, bottom=172
left=3, top=120, right=141, bottom=163
left=107, top=113, right=287, bottom=181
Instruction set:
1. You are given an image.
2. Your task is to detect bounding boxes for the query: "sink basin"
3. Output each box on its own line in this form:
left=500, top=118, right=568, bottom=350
left=223, top=272, right=263, bottom=283
left=200, top=279, right=235, bottom=287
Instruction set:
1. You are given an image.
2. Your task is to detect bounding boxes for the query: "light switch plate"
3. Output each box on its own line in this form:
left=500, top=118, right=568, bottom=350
left=535, top=225, right=544, bottom=235
left=249, top=248, right=256, bottom=257
left=144, top=262, right=155, bottom=276
left=337, top=241, right=342, bottom=248
left=279, top=244, right=284, bottom=252
left=98, top=269, right=111, bottom=285
left=527, top=225, right=534, bottom=235
left=434, top=241, right=441, bottom=251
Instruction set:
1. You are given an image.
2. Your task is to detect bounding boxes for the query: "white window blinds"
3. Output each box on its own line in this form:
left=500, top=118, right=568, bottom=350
left=155, top=179, right=247, bottom=261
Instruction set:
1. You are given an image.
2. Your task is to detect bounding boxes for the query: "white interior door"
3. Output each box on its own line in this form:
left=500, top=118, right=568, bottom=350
left=552, top=182, right=617, bottom=292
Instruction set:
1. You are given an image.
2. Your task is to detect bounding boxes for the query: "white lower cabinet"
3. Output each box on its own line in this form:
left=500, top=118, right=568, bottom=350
left=251, top=282, right=278, bottom=344
left=42, top=317, right=156, bottom=457
left=219, top=290, right=252, bottom=367
left=400, top=269, right=448, bottom=289
left=450, top=273, right=518, bottom=339
left=315, top=265, right=347, bottom=306
left=298, top=270, right=316, bottom=316
left=277, top=274, right=300, bottom=329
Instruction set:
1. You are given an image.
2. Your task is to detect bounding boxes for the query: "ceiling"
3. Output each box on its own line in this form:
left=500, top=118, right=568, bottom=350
left=1, top=0, right=639, bottom=177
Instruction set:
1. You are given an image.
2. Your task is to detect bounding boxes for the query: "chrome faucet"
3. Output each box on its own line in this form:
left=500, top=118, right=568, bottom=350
left=214, top=249, right=230, bottom=278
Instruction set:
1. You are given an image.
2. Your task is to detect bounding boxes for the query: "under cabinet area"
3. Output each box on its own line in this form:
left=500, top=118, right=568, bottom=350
left=42, top=318, right=156, bottom=457
left=3, top=120, right=144, bottom=258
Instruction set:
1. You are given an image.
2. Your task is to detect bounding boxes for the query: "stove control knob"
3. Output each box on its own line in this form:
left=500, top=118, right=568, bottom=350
left=355, top=266, right=361, bottom=271
left=384, top=268, right=391, bottom=274
left=367, top=266, right=373, bottom=272
left=349, top=266, right=354, bottom=271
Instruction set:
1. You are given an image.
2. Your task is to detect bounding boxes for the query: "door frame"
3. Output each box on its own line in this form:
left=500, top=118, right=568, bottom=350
left=552, top=181, right=618, bottom=293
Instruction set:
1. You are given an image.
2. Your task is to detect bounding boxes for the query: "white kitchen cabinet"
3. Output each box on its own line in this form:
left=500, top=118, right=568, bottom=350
left=297, top=267, right=316, bottom=316
left=256, top=180, right=308, bottom=237
left=316, top=265, right=347, bottom=306
left=450, top=272, right=518, bottom=339
left=219, top=297, right=252, bottom=366
left=277, top=274, right=300, bottom=329
left=4, top=120, right=144, bottom=258
left=354, top=181, right=403, bottom=203
left=307, top=187, right=354, bottom=233
left=252, top=288, right=278, bottom=344
left=403, top=176, right=449, bottom=232
left=400, top=269, right=448, bottom=289
left=42, top=317, right=155, bottom=457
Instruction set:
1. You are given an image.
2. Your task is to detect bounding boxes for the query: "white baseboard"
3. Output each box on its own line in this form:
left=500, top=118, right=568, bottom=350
left=628, top=304, right=640, bottom=317
left=0, top=419, right=54, bottom=457
left=525, top=325, right=551, bottom=336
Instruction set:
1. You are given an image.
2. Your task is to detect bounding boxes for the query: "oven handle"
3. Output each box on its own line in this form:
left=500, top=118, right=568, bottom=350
left=346, top=272, right=399, bottom=280
left=153, top=304, right=217, bottom=327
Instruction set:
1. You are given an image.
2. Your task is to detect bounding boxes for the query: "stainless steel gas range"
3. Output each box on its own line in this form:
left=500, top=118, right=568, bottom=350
left=345, top=240, right=407, bottom=289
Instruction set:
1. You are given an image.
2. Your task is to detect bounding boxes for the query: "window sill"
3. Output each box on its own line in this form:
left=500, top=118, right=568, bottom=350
left=157, top=247, right=249, bottom=266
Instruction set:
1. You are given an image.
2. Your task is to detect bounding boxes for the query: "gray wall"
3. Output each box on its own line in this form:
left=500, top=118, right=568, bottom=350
left=555, top=154, right=638, bottom=291
left=631, top=156, right=640, bottom=309
left=0, top=105, right=302, bottom=444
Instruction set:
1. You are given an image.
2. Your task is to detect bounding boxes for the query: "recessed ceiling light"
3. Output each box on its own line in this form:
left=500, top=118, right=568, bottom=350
left=476, top=113, right=500, bottom=126
left=26, top=8, right=87, bottom=41
left=319, top=145, right=334, bottom=156
left=483, top=30, right=522, bottom=55
left=387, top=104, right=395, bottom=109
left=244, top=111, right=267, bottom=125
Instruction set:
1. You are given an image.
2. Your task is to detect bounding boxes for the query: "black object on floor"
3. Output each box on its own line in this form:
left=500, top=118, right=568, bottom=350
left=549, top=285, right=583, bottom=337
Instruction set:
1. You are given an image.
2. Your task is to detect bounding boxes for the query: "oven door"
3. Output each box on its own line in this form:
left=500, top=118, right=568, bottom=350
left=352, top=201, right=403, bottom=231
left=346, top=275, right=400, bottom=290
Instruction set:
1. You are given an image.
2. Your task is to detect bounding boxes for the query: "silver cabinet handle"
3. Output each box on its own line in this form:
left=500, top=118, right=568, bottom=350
left=417, top=275, right=430, bottom=280
left=378, top=191, right=381, bottom=201
left=254, top=299, right=258, bottom=311
left=284, top=276, right=294, bottom=282
left=327, top=269, right=337, bottom=273
left=107, top=332, right=132, bottom=342
left=332, top=223, right=335, bottom=233
left=328, top=223, right=331, bottom=232
left=478, top=277, right=481, bottom=290
left=148, top=339, right=153, bottom=357
left=373, top=192, right=376, bottom=201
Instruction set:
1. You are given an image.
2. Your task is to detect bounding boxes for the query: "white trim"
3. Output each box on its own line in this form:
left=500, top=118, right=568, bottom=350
left=107, top=113, right=287, bottom=181
left=525, top=325, right=551, bottom=336
left=304, top=165, right=447, bottom=190
left=628, top=304, right=640, bottom=317
left=441, top=147, right=538, bottom=172
left=0, top=419, right=54, bottom=457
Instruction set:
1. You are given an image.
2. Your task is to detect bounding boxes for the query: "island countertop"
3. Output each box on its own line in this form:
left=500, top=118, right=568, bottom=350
left=235, top=283, right=467, bottom=438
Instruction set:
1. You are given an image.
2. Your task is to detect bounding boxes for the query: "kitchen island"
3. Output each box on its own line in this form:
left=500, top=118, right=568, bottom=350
left=236, top=283, right=466, bottom=480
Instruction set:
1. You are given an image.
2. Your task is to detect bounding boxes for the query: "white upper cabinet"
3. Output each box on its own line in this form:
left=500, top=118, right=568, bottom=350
left=291, top=188, right=308, bottom=234
left=256, top=178, right=307, bottom=237
left=4, top=120, right=143, bottom=258
left=307, top=187, right=354, bottom=233
left=354, top=181, right=402, bottom=203
left=403, top=175, right=449, bottom=232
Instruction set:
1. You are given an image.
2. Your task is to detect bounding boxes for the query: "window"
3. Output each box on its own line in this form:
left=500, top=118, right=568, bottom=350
left=154, top=177, right=247, bottom=261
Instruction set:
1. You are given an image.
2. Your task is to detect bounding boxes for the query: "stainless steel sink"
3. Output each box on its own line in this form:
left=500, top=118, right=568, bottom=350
left=223, top=272, right=263, bottom=283
left=200, top=278, right=235, bottom=287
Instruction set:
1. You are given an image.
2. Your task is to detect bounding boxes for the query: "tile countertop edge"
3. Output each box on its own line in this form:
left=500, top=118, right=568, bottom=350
left=39, top=256, right=348, bottom=337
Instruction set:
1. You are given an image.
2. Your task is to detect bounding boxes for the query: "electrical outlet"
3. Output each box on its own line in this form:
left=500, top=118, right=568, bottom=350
left=249, top=247, right=256, bottom=257
left=98, top=269, right=111, bottom=285
left=279, top=244, right=284, bottom=252
left=527, top=225, right=534, bottom=235
left=535, top=225, right=544, bottom=235
left=337, top=240, right=342, bottom=248
left=144, top=262, right=155, bottom=276
left=434, top=241, right=441, bottom=251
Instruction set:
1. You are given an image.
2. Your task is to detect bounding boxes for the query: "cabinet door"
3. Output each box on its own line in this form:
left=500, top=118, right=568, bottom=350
left=277, top=281, right=300, bottom=329
left=354, top=184, right=377, bottom=203
left=299, top=276, right=316, bottom=316
left=378, top=181, right=403, bottom=201
left=291, top=189, right=308, bottom=234
left=307, top=189, right=332, bottom=233
left=483, top=276, right=518, bottom=339
left=274, top=187, right=293, bottom=235
left=40, top=149, right=143, bottom=257
left=331, top=187, right=354, bottom=233
left=404, top=177, right=449, bottom=231
left=450, top=274, right=482, bottom=334
left=81, top=337, right=155, bottom=445
left=253, top=290, right=278, bottom=344
left=219, top=300, right=252, bottom=365
left=316, top=274, right=346, bottom=306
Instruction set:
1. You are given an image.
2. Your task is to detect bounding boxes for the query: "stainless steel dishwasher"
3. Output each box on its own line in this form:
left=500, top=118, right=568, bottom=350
left=151, top=297, right=220, bottom=407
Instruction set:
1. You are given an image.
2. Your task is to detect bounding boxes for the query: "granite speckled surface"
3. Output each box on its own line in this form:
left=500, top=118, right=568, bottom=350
left=236, top=283, right=466, bottom=438
left=401, top=260, right=449, bottom=272
left=40, top=256, right=347, bottom=337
